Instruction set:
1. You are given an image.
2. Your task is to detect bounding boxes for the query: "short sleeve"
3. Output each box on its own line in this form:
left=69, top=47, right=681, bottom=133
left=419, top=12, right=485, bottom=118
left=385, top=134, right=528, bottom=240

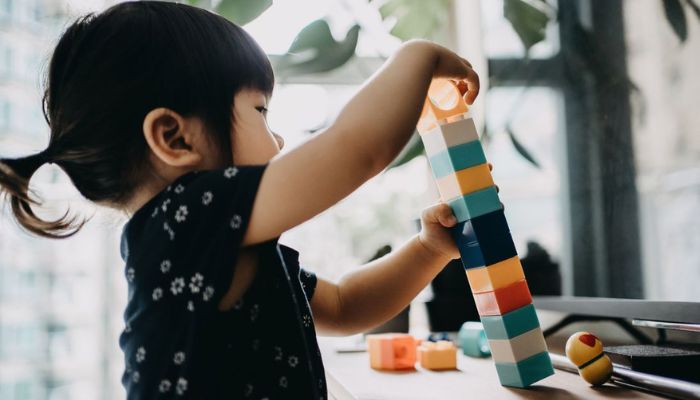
left=299, top=268, right=318, bottom=301
left=120, top=164, right=268, bottom=398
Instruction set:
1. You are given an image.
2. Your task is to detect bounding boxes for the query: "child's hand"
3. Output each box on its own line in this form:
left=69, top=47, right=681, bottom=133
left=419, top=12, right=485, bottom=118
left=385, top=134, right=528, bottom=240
left=418, top=164, right=495, bottom=261
left=418, top=202, right=460, bottom=260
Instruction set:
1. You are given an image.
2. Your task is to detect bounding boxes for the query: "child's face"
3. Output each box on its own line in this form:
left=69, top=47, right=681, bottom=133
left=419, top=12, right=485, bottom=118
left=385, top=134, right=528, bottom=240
left=228, top=88, right=283, bottom=165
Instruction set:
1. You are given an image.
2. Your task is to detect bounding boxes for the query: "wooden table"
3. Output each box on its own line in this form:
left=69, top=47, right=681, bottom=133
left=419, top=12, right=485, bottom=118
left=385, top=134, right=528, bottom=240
left=319, top=337, right=664, bottom=400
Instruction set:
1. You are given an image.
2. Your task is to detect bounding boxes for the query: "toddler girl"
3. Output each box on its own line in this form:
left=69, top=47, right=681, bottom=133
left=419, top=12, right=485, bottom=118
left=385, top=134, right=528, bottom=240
left=0, top=1, right=479, bottom=398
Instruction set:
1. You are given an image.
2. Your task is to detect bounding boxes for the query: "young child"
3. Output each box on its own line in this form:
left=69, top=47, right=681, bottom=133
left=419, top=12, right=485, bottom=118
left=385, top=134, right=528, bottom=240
left=0, top=1, right=479, bottom=398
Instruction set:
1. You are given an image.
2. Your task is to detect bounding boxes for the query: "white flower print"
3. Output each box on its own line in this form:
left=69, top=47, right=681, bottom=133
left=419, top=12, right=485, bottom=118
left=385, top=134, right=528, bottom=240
left=174, top=205, right=188, bottom=223
left=244, top=384, right=253, bottom=397
left=163, top=221, right=175, bottom=240
left=166, top=185, right=172, bottom=192
left=174, top=184, right=185, bottom=194
left=274, top=346, right=283, bottom=361
left=159, top=380, right=171, bottom=393
left=202, top=286, right=215, bottom=302
left=126, top=268, right=135, bottom=282
left=135, top=346, right=146, bottom=363
left=176, top=377, right=188, bottom=395
left=170, top=277, right=185, bottom=295
left=288, top=355, right=299, bottom=368
left=223, top=166, right=238, bottom=178
left=303, top=314, right=312, bottom=327
left=279, top=376, right=288, bottom=388
left=124, top=322, right=131, bottom=333
left=132, top=371, right=140, bottom=383
left=230, top=214, right=242, bottom=229
left=189, top=273, right=203, bottom=293
left=202, top=191, right=213, bottom=205
left=173, top=351, right=185, bottom=365
left=151, top=207, right=158, bottom=218
left=160, top=259, right=172, bottom=273
left=161, top=198, right=171, bottom=212
left=187, top=300, right=195, bottom=312
left=152, top=287, right=163, bottom=301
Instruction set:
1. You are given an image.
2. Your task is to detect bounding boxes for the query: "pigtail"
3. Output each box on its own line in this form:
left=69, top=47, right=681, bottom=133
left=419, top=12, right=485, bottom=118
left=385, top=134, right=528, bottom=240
left=0, top=152, right=85, bottom=239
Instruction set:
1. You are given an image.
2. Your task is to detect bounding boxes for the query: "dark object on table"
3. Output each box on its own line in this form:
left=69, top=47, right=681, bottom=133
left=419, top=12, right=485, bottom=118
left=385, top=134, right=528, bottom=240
left=427, top=259, right=480, bottom=332
left=520, top=241, right=562, bottom=296
left=605, top=343, right=700, bottom=383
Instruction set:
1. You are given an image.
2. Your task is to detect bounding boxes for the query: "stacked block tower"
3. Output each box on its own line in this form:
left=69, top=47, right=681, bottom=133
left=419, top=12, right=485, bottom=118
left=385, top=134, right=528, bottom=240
left=417, top=79, right=554, bottom=387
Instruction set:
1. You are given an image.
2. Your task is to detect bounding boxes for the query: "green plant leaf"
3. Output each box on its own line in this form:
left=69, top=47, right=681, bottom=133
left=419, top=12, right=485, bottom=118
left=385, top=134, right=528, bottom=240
left=503, top=0, right=550, bottom=52
left=663, top=0, right=688, bottom=42
left=275, top=19, right=360, bottom=76
left=387, top=131, right=425, bottom=169
left=378, top=0, right=451, bottom=42
left=215, top=0, right=272, bottom=25
left=506, top=126, right=540, bottom=169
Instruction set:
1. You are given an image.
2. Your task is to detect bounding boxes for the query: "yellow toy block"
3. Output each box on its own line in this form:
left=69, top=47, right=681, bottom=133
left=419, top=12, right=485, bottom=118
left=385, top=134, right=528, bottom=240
left=466, top=256, right=526, bottom=293
left=435, top=163, right=494, bottom=201
left=418, top=340, right=457, bottom=370
left=366, top=333, right=417, bottom=370
left=565, top=332, right=613, bottom=386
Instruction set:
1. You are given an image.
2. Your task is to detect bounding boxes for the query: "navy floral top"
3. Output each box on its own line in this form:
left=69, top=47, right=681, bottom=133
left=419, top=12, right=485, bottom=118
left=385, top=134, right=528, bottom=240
left=118, top=165, right=327, bottom=399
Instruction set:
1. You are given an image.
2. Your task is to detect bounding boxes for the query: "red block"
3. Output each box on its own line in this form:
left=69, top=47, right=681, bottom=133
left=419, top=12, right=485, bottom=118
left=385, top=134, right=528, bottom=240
left=473, top=280, right=532, bottom=316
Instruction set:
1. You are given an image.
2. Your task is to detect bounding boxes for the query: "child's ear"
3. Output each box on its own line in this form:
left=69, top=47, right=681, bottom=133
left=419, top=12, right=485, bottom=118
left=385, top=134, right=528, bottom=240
left=142, top=107, right=203, bottom=167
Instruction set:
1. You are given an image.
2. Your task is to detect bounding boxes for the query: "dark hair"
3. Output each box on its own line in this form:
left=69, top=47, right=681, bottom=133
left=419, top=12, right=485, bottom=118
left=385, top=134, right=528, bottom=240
left=0, top=0, right=274, bottom=239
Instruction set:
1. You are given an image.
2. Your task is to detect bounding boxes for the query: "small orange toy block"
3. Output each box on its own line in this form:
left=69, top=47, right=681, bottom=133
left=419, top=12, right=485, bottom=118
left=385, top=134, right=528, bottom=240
left=466, top=256, right=526, bottom=293
left=366, top=333, right=417, bottom=370
left=418, top=79, right=470, bottom=134
left=418, top=340, right=458, bottom=370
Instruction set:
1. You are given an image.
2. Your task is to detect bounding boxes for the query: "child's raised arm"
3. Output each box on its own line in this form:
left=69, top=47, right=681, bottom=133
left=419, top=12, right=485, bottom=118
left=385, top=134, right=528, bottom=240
left=243, top=40, right=479, bottom=245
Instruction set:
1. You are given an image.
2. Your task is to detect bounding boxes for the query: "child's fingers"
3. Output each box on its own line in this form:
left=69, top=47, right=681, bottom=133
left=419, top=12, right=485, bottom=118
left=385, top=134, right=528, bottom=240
left=488, top=162, right=493, bottom=171
left=423, top=203, right=457, bottom=227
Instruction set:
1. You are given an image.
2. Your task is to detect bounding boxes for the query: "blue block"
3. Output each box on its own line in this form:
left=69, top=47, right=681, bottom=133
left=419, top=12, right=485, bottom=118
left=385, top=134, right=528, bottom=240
left=494, top=351, right=554, bottom=387
left=451, top=210, right=517, bottom=269
left=448, top=186, right=502, bottom=222
left=481, top=304, right=541, bottom=340
left=429, top=141, right=487, bottom=178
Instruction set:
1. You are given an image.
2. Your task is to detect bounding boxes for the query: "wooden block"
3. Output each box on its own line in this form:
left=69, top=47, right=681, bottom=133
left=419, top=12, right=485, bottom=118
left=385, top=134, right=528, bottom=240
left=472, top=280, right=532, bottom=316
left=466, top=256, right=525, bottom=293
left=494, top=351, right=554, bottom=388
left=446, top=187, right=501, bottom=225
left=481, top=304, right=541, bottom=340
left=418, top=341, right=457, bottom=370
left=421, top=117, right=479, bottom=157
left=488, top=327, right=548, bottom=364
left=452, top=210, right=517, bottom=269
left=436, top=163, right=494, bottom=202
left=366, top=333, right=417, bottom=370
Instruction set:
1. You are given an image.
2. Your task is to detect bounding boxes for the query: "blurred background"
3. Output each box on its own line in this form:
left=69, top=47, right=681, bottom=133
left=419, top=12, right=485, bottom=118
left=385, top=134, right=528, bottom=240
left=0, top=0, right=699, bottom=398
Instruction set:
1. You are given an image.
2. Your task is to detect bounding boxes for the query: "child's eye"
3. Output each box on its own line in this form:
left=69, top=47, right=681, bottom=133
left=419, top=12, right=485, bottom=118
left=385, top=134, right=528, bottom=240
left=256, top=106, right=268, bottom=115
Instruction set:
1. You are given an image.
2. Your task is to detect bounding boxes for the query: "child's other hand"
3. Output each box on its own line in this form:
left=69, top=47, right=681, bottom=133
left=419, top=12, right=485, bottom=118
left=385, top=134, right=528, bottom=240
left=418, top=203, right=459, bottom=261
left=417, top=164, right=495, bottom=261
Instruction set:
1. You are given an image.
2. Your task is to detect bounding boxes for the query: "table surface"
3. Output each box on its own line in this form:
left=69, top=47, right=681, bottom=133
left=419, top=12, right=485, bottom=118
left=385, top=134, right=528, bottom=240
left=319, top=337, right=664, bottom=400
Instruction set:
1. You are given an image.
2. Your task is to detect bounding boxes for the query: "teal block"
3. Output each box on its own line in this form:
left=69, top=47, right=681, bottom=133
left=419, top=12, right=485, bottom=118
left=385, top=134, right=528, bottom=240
left=429, top=141, right=487, bottom=178
left=481, top=304, right=541, bottom=340
left=458, top=321, right=491, bottom=358
left=448, top=186, right=502, bottom=222
left=494, top=351, right=554, bottom=387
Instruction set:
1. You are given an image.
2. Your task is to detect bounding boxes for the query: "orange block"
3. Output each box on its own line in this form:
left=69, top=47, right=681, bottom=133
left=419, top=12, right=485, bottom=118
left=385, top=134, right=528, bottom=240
left=435, top=163, right=494, bottom=201
left=418, top=341, right=457, bottom=370
left=366, top=333, right=417, bottom=370
left=473, top=280, right=532, bottom=316
left=418, top=79, right=470, bottom=134
left=466, top=256, right=526, bottom=293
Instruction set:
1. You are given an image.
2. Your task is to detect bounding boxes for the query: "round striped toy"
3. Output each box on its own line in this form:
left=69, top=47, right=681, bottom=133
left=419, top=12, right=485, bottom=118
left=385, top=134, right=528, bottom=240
left=565, top=331, right=613, bottom=386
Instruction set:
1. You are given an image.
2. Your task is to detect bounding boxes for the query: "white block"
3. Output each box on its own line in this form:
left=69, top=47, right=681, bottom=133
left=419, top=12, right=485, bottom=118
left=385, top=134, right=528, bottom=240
left=488, top=327, right=548, bottom=364
left=422, top=117, right=479, bottom=157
